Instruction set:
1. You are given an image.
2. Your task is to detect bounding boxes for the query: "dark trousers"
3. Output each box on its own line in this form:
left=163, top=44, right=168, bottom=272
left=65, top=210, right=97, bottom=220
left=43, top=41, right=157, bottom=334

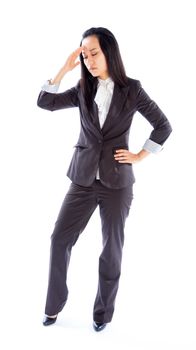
left=45, top=180, right=133, bottom=323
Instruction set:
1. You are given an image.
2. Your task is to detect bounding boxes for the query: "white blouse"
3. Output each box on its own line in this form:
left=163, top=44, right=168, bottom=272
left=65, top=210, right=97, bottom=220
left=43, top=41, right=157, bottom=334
left=94, top=77, right=114, bottom=128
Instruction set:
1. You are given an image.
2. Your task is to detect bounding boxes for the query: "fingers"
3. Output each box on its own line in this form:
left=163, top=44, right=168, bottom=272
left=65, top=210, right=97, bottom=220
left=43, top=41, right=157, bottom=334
left=114, top=149, right=129, bottom=163
left=67, top=47, right=83, bottom=61
left=74, top=46, right=84, bottom=56
left=74, top=61, right=80, bottom=67
left=71, top=46, right=84, bottom=60
left=114, top=149, right=136, bottom=164
left=66, top=47, right=83, bottom=70
left=114, top=149, right=129, bottom=157
left=115, top=149, right=128, bottom=154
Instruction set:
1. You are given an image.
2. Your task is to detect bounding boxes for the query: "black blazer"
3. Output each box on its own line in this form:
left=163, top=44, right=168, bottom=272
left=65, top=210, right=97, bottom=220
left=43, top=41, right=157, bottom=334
left=37, top=77, right=172, bottom=189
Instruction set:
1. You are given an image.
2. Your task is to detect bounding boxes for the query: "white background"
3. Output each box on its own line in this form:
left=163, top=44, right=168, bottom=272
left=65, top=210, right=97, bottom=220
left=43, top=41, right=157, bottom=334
left=0, top=0, right=196, bottom=349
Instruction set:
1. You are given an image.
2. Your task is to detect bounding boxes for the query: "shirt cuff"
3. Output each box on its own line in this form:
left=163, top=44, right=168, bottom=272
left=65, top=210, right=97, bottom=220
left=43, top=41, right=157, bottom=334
left=41, top=80, right=60, bottom=93
left=142, top=139, right=163, bottom=153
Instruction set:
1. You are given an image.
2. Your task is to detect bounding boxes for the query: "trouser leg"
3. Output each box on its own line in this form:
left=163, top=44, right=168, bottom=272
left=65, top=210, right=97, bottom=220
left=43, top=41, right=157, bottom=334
left=45, top=183, right=97, bottom=316
left=93, top=182, right=133, bottom=323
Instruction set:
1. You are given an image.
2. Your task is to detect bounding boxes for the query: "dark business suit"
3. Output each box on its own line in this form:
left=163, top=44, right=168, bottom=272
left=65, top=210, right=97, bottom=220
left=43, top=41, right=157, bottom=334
left=37, top=78, right=172, bottom=322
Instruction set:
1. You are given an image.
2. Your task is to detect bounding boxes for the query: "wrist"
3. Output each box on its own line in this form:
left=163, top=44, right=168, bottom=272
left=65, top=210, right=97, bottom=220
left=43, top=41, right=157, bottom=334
left=137, top=149, right=150, bottom=161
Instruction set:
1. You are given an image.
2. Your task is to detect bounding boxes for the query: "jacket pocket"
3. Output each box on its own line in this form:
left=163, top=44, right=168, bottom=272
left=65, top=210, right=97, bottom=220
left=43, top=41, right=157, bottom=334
left=74, top=143, right=89, bottom=149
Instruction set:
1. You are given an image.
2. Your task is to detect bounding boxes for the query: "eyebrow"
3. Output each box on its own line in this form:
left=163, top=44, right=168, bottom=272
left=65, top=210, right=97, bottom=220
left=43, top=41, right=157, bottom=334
left=82, top=48, right=98, bottom=54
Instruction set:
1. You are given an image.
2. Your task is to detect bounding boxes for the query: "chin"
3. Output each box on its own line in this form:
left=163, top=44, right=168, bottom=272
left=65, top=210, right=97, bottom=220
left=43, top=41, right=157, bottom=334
left=90, top=72, right=99, bottom=77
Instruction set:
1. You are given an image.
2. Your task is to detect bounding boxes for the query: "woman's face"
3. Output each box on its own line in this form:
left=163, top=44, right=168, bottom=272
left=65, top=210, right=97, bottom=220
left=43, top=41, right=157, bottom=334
left=82, top=35, right=109, bottom=80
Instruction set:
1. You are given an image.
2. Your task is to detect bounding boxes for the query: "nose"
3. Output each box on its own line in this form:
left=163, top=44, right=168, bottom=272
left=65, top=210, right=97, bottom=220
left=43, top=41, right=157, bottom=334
left=86, top=54, right=95, bottom=68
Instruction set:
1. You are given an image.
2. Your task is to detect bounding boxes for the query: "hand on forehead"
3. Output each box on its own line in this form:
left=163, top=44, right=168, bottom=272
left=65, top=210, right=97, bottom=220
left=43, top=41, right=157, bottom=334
left=81, top=45, right=89, bottom=55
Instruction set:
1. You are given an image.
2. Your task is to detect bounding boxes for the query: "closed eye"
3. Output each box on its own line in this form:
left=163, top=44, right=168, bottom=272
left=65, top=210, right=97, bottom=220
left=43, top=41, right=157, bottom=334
left=82, top=52, right=98, bottom=59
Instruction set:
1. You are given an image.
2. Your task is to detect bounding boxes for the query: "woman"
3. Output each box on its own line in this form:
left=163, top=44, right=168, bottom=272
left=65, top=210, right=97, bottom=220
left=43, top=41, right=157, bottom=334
left=37, top=27, right=172, bottom=332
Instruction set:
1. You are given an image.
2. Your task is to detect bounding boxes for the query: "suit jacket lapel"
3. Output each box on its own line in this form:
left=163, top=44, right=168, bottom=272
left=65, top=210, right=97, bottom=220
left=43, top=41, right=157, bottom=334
left=101, top=83, right=129, bottom=134
left=88, top=83, right=129, bottom=137
left=91, top=100, right=101, bottom=130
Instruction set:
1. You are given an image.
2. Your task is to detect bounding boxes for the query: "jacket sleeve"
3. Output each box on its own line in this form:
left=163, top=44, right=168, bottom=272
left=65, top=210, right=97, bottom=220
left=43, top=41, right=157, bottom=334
left=135, top=81, right=172, bottom=146
left=37, top=84, right=79, bottom=111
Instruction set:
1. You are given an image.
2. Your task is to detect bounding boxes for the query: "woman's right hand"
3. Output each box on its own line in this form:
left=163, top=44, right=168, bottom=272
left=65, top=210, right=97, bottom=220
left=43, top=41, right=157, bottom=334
left=50, top=46, right=84, bottom=85
left=63, top=47, right=84, bottom=73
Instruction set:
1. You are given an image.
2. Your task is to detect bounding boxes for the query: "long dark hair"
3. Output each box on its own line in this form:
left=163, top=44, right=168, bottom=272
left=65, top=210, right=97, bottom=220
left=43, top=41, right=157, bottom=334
left=79, top=27, right=127, bottom=112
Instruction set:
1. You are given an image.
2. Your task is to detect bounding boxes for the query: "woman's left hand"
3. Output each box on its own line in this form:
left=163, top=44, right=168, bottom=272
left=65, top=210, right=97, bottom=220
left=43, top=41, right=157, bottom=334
left=114, top=149, right=150, bottom=164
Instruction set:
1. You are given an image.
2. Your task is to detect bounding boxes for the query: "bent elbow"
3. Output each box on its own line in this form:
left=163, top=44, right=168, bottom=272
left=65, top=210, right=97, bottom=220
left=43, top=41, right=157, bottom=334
left=37, top=91, right=54, bottom=111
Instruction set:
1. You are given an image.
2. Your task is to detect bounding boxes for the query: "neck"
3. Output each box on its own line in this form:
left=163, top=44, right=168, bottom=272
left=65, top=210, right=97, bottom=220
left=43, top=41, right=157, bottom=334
left=98, top=73, right=109, bottom=80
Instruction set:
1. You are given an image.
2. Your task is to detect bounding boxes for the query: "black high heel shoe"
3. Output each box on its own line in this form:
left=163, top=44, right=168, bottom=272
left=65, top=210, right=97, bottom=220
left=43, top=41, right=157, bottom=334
left=93, top=321, right=107, bottom=332
left=43, top=315, right=57, bottom=326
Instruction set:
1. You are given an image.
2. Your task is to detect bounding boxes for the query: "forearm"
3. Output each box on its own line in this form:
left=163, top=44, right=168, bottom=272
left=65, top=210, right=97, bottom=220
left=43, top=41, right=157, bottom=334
left=136, top=149, right=150, bottom=161
left=50, top=65, right=69, bottom=85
